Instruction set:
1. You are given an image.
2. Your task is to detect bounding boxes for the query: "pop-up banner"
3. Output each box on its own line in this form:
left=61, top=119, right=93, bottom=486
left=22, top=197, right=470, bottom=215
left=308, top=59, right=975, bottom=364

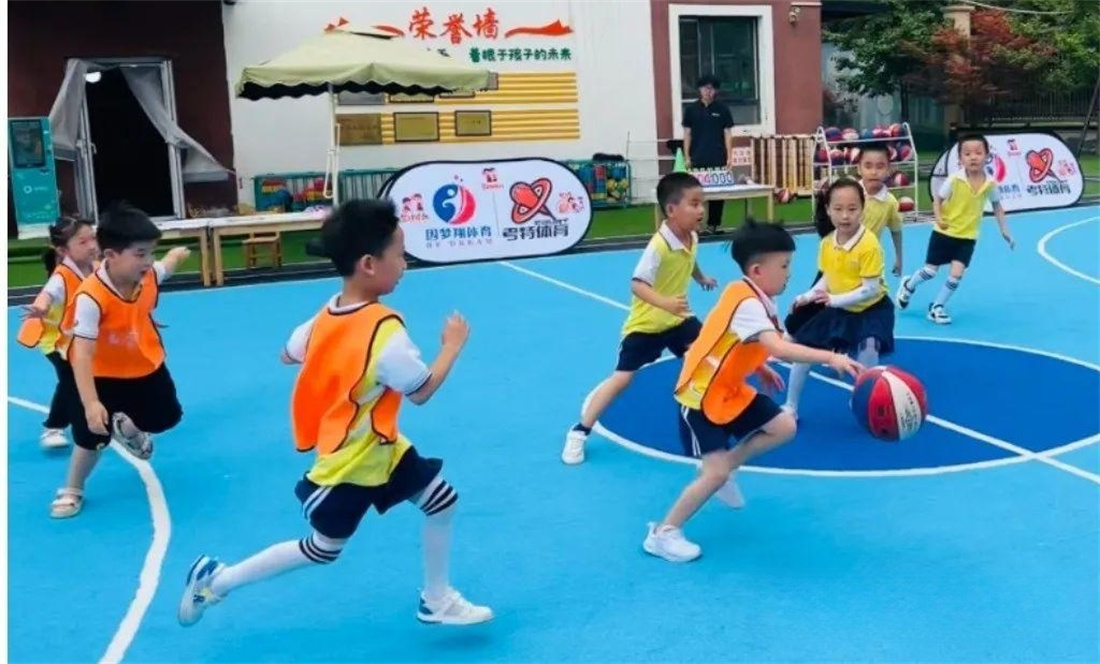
left=929, top=132, right=1084, bottom=213
left=382, top=158, right=593, bottom=263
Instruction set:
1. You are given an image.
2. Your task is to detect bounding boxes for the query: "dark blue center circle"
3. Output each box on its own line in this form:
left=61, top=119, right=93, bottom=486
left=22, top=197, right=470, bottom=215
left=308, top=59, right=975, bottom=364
left=598, top=339, right=1100, bottom=473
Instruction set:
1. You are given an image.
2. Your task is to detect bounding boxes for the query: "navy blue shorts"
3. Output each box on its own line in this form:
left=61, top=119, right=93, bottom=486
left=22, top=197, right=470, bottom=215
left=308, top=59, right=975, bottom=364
left=616, top=316, right=702, bottom=372
left=926, top=231, right=977, bottom=267
left=677, top=394, right=783, bottom=458
left=295, top=445, right=443, bottom=540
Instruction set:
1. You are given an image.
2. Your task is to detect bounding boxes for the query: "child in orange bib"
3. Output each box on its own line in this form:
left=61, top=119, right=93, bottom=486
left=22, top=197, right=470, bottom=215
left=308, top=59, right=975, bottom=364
left=643, top=220, right=864, bottom=563
left=16, top=216, right=98, bottom=449
left=51, top=203, right=190, bottom=519
left=178, top=199, right=493, bottom=628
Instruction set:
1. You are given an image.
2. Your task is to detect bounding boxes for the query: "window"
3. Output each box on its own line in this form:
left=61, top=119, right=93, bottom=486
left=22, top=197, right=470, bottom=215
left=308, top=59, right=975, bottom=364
left=678, top=16, right=760, bottom=126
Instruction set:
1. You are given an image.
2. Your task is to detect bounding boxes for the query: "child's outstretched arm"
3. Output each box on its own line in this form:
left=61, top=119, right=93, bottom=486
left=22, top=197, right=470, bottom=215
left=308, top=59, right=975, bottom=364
left=155, top=247, right=192, bottom=283
left=408, top=312, right=469, bottom=405
left=993, top=201, right=1013, bottom=249
left=755, top=330, right=863, bottom=378
left=691, top=261, right=718, bottom=291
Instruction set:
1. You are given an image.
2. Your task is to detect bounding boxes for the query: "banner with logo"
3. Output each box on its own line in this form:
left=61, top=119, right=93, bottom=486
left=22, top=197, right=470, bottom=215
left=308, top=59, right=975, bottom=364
left=929, top=133, right=1084, bottom=213
left=381, top=158, right=593, bottom=263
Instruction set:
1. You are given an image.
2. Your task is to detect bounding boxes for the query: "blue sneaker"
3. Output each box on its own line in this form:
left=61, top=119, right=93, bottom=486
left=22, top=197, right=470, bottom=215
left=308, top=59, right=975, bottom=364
left=178, top=555, right=225, bottom=626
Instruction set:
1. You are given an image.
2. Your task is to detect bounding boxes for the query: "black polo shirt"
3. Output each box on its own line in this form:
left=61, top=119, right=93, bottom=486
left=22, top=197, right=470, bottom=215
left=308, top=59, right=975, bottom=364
left=682, top=100, right=733, bottom=168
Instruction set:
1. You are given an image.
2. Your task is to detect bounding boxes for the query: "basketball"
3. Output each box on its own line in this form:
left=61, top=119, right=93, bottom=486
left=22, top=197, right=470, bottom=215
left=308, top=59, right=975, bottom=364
left=851, top=366, right=928, bottom=441
left=898, top=195, right=915, bottom=212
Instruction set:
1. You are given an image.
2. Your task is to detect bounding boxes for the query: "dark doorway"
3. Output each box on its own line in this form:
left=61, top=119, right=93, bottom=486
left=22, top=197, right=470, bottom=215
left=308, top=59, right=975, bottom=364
left=85, top=67, right=174, bottom=217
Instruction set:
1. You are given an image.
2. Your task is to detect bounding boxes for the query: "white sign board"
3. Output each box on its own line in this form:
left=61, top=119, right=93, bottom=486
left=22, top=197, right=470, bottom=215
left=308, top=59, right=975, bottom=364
left=930, top=133, right=1084, bottom=213
left=383, top=158, right=592, bottom=263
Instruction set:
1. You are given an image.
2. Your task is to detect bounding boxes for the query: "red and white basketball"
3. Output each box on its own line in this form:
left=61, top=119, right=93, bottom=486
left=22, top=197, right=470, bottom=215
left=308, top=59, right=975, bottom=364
left=851, top=366, right=928, bottom=441
left=774, top=187, right=794, bottom=204
left=898, top=196, right=915, bottom=212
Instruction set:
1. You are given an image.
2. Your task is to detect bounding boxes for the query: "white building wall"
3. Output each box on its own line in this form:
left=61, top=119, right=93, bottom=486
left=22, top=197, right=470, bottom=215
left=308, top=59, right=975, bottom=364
left=221, top=0, right=658, bottom=205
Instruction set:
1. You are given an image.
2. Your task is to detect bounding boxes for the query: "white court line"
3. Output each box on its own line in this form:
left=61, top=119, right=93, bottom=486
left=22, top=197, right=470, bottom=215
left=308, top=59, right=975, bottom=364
left=499, top=261, right=1100, bottom=485
left=7, top=396, right=172, bottom=664
left=1036, top=215, right=1100, bottom=285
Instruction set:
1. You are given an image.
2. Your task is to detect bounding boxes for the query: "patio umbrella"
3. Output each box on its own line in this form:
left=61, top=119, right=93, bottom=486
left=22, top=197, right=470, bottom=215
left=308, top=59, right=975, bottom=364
left=235, top=21, right=492, bottom=202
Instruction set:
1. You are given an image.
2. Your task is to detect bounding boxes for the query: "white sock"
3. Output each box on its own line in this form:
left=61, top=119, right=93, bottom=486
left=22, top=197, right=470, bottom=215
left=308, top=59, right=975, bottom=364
left=932, top=276, right=961, bottom=308
left=422, top=504, right=455, bottom=602
left=904, top=267, right=936, bottom=293
left=784, top=363, right=812, bottom=412
left=210, top=534, right=341, bottom=597
left=856, top=339, right=879, bottom=368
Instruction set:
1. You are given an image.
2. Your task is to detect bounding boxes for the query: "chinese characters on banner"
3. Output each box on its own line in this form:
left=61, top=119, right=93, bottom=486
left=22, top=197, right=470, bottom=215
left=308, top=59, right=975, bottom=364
left=371, top=5, right=574, bottom=64
left=383, top=158, right=593, bottom=263
left=929, top=133, right=1084, bottom=213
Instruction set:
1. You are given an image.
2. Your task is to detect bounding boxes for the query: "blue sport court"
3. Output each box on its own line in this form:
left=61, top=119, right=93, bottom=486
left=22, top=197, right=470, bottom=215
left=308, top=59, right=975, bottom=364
left=7, top=207, right=1100, bottom=663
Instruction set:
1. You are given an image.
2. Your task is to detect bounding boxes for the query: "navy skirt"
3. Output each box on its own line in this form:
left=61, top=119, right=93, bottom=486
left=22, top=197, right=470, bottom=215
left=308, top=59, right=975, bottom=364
left=792, top=295, right=895, bottom=355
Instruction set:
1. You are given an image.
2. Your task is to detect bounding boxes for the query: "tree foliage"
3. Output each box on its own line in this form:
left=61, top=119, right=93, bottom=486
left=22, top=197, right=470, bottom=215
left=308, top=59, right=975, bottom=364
left=902, top=10, right=1055, bottom=122
left=824, top=0, right=1099, bottom=120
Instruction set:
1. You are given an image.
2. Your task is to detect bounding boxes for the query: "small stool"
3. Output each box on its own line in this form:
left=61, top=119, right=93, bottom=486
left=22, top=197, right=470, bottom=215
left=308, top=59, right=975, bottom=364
left=242, top=233, right=283, bottom=269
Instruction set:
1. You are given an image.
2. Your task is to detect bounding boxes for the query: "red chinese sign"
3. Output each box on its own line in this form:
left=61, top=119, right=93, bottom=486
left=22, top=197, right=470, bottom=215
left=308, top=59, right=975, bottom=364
left=373, top=6, right=573, bottom=45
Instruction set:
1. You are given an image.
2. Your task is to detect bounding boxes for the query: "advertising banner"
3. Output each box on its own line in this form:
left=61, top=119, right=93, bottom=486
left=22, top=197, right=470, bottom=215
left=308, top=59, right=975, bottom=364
left=929, top=132, right=1084, bottom=213
left=383, top=157, right=593, bottom=263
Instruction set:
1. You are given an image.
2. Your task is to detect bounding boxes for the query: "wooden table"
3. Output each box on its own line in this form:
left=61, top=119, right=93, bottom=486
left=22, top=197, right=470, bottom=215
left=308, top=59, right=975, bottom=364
left=155, top=218, right=214, bottom=287
left=654, top=184, right=776, bottom=230
left=207, top=210, right=329, bottom=286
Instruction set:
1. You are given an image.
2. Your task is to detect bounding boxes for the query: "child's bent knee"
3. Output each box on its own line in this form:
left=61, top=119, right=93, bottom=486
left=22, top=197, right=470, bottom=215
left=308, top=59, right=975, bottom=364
left=769, top=412, right=798, bottom=442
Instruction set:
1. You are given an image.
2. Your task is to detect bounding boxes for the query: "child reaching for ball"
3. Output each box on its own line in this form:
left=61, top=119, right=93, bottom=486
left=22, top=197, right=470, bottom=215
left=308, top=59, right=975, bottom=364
left=643, top=219, right=863, bottom=563
left=896, top=133, right=1013, bottom=324
left=561, top=172, right=717, bottom=465
left=782, top=178, right=895, bottom=419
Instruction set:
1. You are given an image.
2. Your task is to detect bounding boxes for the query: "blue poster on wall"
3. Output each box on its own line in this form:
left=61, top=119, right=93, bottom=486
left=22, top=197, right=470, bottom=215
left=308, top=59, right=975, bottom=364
left=8, top=117, right=60, bottom=237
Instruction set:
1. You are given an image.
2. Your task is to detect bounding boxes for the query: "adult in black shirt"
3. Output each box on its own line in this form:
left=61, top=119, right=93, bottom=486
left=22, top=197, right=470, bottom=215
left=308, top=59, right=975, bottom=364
left=682, top=75, right=734, bottom=233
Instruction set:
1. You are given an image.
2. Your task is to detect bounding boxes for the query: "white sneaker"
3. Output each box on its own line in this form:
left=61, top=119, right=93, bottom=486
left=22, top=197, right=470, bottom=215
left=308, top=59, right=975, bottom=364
left=417, top=588, right=493, bottom=625
left=40, top=428, right=70, bottom=449
left=714, top=478, right=746, bottom=509
left=928, top=304, right=952, bottom=325
left=561, top=428, right=587, bottom=465
left=178, top=555, right=225, bottom=627
left=112, top=413, right=154, bottom=460
left=643, top=522, right=701, bottom=562
left=896, top=280, right=913, bottom=310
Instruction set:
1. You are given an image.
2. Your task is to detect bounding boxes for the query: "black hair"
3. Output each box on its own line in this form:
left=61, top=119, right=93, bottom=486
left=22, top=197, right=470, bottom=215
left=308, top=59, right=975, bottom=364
left=42, top=215, right=95, bottom=275
left=957, top=132, right=990, bottom=154
left=859, top=143, right=891, bottom=161
left=729, top=217, right=796, bottom=273
left=813, top=177, right=865, bottom=238
left=696, top=74, right=720, bottom=89
left=656, top=172, right=703, bottom=219
left=314, top=198, right=401, bottom=277
left=96, top=201, right=161, bottom=254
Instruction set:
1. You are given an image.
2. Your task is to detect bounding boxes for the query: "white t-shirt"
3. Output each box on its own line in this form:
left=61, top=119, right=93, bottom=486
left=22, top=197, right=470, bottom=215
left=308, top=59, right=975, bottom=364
left=284, top=297, right=432, bottom=396
left=72, top=262, right=168, bottom=340
left=729, top=279, right=779, bottom=342
left=40, top=257, right=90, bottom=306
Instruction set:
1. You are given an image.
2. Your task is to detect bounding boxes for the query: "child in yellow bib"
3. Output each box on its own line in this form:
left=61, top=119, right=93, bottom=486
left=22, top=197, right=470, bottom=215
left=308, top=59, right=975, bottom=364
left=897, top=133, right=1014, bottom=324
left=562, top=172, right=717, bottom=465
left=783, top=178, right=896, bottom=418
left=16, top=216, right=98, bottom=449
left=643, top=219, right=863, bottom=563
left=178, top=199, right=492, bottom=628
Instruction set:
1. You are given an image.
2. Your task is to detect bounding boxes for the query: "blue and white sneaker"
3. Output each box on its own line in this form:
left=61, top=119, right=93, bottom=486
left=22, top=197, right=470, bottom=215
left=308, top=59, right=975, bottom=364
left=416, top=588, right=493, bottom=625
left=178, top=555, right=226, bottom=626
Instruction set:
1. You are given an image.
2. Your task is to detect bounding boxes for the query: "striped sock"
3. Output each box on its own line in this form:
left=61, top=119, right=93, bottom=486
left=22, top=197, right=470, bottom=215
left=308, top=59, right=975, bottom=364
left=210, top=535, right=343, bottom=597
left=933, top=277, right=961, bottom=307
left=904, top=266, right=936, bottom=293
